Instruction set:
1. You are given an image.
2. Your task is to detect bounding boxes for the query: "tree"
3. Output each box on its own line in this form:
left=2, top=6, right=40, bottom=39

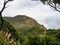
left=0, top=0, right=13, bottom=30
left=40, top=0, right=60, bottom=12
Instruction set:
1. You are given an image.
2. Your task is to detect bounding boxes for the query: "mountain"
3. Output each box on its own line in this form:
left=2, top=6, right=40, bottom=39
left=3, top=15, right=46, bottom=35
left=3, top=15, right=46, bottom=29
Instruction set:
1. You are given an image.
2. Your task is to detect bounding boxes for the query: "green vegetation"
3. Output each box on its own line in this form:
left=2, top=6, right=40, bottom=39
left=0, top=15, right=59, bottom=45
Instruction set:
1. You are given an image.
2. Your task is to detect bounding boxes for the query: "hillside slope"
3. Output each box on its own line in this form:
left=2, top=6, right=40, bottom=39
left=3, top=15, right=46, bottom=35
left=0, top=20, right=20, bottom=45
left=3, top=15, right=46, bottom=29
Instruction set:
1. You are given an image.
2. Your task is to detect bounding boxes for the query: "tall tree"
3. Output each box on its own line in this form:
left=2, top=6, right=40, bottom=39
left=0, top=0, right=13, bottom=30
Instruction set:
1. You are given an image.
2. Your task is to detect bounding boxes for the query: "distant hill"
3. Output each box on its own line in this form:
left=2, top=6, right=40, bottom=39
left=3, top=15, right=46, bottom=29
left=3, top=15, right=46, bottom=35
left=3, top=15, right=38, bottom=26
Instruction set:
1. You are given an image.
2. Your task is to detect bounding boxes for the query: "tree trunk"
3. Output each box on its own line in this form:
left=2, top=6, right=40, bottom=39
left=0, top=12, right=3, bottom=30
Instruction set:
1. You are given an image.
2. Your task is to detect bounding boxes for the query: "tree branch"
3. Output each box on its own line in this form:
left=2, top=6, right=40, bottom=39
left=48, top=2, right=60, bottom=12
left=0, top=1, right=9, bottom=13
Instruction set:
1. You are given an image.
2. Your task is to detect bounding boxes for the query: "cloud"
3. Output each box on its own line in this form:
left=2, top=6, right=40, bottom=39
left=44, top=15, right=60, bottom=29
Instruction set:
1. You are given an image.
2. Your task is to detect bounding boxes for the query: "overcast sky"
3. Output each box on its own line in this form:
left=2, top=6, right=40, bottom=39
left=0, top=0, right=60, bottom=29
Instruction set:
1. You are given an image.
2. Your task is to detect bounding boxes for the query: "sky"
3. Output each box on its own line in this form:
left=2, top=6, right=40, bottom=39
left=0, top=0, right=60, bottom=29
